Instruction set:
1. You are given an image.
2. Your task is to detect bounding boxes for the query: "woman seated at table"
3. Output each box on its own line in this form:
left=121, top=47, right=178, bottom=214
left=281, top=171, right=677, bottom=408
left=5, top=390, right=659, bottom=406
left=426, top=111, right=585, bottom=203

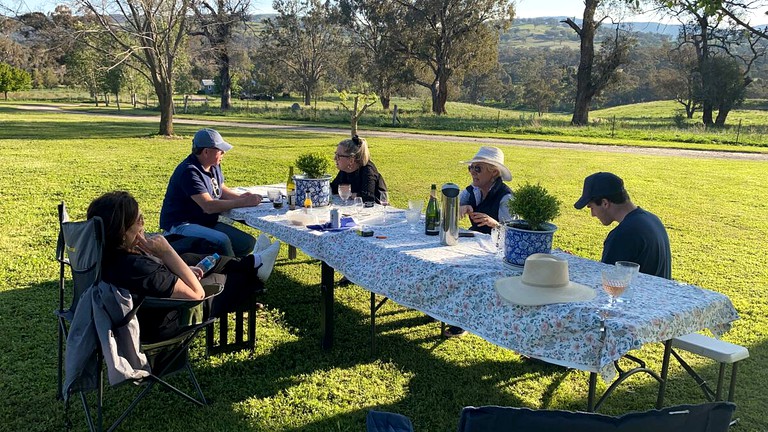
left=459, top=146, right=514, bottom=235
left=444, top=147, right=513, bottom=338
left=331, top=135, right=388, bottom=204
left=87, top=190, right=278, bottom=342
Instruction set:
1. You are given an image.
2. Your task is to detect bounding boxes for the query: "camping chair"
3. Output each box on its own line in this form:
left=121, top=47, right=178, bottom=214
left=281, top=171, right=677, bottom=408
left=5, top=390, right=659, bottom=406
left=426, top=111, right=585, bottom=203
left=56, top=201, right=221, bottom=431
left=456, top=402, right=736, bottom=432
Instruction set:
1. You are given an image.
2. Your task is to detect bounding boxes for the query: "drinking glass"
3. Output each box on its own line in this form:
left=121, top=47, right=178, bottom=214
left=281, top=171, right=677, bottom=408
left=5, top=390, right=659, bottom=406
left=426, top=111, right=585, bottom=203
left=601, top=267, right=631, bottom=308
left=379, top=191, right=390, bottom=223
left=408, top=199, right=424, bottom=214
left=267, top=189, right=283, bottom=210
left=405, top=209, right=421, bottom=233
left=490, top=224, right=506, bottom=259
left=353, top=197, right=364, bottom=215
left=614, top=261, right=640, bottom=302
left=338, top=184, right=352, bottom=206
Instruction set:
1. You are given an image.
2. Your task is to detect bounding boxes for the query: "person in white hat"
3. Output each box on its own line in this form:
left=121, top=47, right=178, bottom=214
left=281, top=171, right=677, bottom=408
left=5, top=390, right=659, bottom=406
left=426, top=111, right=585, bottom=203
left=458, top=146, right=514, bottom=235
left=444, top=146, right=514, bottom=338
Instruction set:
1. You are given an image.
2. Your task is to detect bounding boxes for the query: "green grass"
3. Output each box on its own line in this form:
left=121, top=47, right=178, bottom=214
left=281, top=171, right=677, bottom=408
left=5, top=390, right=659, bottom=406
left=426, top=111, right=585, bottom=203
left=1, top=107, right=767, bottom=431
left=9, top=93, right=767, bottom=152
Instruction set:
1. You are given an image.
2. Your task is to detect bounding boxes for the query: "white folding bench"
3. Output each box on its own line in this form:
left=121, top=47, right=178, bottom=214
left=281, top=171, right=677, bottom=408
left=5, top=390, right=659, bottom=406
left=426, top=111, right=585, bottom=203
left=671, top=333, right=749, bottom=402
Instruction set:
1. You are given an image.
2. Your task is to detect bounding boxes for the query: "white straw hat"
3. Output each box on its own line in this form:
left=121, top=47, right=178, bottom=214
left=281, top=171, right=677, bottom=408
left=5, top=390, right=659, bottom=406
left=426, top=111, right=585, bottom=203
left=495, top=253, right=596, bottom=306
left=462, top=146, right=512, bottom=181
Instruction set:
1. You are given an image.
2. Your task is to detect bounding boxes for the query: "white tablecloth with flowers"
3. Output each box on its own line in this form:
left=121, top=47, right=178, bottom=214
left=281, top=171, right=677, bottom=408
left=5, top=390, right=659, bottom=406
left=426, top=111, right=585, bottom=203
left=226, top=194, right=739, bottom=381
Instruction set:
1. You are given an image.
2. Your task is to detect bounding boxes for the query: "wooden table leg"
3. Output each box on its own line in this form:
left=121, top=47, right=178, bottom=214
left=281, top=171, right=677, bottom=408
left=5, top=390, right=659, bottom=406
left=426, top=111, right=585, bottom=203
left=320, top=261, right=334, bottom=350
left=288, top=245, right=297, bottom=259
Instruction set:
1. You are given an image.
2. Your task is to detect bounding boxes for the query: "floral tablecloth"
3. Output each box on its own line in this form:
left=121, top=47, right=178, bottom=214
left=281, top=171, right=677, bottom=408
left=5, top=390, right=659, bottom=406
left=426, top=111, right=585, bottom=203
left=226, top=197, right=739, bottom=381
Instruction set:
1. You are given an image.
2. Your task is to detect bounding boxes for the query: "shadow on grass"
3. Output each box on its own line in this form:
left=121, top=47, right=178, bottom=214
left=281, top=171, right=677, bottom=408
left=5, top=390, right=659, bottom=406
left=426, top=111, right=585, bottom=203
left=5, top=262, right=765, bottom=431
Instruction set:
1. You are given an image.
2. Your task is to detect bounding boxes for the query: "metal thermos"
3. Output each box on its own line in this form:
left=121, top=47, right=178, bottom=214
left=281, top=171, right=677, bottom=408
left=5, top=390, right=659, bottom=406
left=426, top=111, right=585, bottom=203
left=440, top=183, right=460, bottom=246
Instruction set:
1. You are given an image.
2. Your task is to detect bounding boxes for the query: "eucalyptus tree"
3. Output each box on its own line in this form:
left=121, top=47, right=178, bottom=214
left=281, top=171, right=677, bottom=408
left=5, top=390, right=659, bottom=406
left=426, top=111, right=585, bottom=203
left=260, top=0, right=344, bottom=106
left=336, top=0, right=412, bottom=109
left=75, top=0, right=191, bottom=136
left=391, top=0, right=515, bottom=115
left=562, top=0, right=638, bottom=125
left=190, top=0, right=251, bottom=110
left=662, top=0, right=765, bottom=126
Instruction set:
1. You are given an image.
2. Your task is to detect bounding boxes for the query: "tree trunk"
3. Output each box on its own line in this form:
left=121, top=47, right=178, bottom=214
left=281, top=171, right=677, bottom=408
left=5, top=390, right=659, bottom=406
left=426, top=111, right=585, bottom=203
left=303, top=85, right=311, bottom=106
left=219, top=53, right=232, bottom=111
left=157, top=86, right=174, bottom=136
left=570, top=0, right=598, bottom=126
left=702, top=102, right=714, bottom=126
left=380, top=95, right=390, bottom=110
left=115, top=92, right=120, bottom=112
left=714, top=107, right=730, bottom=126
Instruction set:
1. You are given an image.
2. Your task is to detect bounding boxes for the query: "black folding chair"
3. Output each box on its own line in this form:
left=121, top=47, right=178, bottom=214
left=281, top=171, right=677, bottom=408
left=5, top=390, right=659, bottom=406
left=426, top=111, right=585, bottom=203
left=457, top=402, right=736, bottom=432
left=56, top=201, right=221, bottom=431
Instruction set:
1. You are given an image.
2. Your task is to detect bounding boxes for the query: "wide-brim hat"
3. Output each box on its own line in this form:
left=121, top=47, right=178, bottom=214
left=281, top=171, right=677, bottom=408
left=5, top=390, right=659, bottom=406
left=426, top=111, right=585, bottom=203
left=192, top=128, right=233, bottom=152
left=495, top=253, right=596, bottom=306
left=462, top=146, right=512, bottom=182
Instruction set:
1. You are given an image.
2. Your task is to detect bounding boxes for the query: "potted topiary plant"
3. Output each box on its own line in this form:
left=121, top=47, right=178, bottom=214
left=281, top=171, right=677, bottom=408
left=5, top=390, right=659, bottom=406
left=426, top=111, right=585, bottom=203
left=504, top=182, right=562, bottom=266
left=294, top=152, right=333, bottom=207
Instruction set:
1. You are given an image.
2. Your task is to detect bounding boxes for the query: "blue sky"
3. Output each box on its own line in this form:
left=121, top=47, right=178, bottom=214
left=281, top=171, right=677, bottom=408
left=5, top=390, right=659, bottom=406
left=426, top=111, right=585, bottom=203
left=10, top=0, right=768, bottom=24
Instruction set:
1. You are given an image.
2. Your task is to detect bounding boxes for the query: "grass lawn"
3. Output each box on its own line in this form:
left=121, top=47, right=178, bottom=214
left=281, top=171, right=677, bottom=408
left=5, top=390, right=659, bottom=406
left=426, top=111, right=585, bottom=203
left=0, top=107, right=766, bottom=431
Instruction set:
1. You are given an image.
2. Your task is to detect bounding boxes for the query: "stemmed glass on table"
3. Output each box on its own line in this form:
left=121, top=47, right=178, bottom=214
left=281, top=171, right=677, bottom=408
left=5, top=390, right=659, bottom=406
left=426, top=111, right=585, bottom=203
left=353, top=197, right=364, bottom=216
left=338, top=184, right=352, bottom=207
left=379, top=191, right=390, bottom=223
left=601, top=266, right=632, bottom=309
left=405, top=199, right=423, bottom=233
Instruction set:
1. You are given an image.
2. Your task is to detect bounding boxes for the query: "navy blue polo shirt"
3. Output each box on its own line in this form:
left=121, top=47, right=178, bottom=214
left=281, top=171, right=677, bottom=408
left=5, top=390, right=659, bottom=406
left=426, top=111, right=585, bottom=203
left=159, top=154, right=224, bottom=230
left=602, top=207, right=672, bottom=279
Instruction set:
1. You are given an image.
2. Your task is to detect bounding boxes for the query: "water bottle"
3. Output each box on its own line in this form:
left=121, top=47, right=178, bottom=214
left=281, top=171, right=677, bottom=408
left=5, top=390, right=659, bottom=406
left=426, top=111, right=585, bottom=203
left=195, top=253, right=220, bottom=273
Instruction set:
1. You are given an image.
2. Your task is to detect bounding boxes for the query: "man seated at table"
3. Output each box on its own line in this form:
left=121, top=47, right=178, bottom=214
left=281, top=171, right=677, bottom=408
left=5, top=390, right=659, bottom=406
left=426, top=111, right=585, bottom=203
left=160, top=128, right=280, bottom=280
left=574, top=172, right=671, bottom=279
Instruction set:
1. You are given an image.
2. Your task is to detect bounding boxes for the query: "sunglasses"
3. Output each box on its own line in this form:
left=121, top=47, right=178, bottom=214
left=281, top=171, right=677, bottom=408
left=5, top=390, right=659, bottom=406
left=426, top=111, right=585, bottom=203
left=468, top=164, right=484, bottom=174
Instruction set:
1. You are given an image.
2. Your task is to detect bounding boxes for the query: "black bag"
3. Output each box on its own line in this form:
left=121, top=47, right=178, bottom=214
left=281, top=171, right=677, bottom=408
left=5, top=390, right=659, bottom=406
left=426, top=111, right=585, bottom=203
left=164, top=234, right=226, bottom=256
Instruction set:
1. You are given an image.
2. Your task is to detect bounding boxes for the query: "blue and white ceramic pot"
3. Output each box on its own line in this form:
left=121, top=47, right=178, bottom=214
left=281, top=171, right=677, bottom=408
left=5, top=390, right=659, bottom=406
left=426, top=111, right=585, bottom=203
left=294, top=174, right=332, bottom=207
left=503, top=222, right=557, bottom=266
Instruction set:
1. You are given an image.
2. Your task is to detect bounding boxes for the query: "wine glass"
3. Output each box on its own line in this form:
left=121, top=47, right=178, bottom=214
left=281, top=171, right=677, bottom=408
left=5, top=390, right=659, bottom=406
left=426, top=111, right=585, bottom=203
left=614, top=261, right=640, bottom=302
left=379, top=191, right=390, bottom=223
left=338, top=184, right=352, bottom=206
left=601, top=267, right=631, bottom=309
left=405, top=210, right=420, bottom=232
left=267, top=189, right=283, bottom=210
left=353, top=197, right=364, bottom=216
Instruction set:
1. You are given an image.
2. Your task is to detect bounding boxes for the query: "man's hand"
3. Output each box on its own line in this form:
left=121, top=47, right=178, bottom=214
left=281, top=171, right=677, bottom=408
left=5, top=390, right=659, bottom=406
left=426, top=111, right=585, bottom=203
left=239, top=193, right=263, bottom=207
left=459, top=205, right=474, bottom=218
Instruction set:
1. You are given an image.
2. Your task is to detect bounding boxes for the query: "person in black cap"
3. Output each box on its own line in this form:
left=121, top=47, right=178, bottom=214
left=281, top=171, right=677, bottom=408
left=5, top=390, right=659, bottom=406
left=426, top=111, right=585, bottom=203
left=574, top=172, right=671, bottom=279
left=159, top=129, right=280, bottom=281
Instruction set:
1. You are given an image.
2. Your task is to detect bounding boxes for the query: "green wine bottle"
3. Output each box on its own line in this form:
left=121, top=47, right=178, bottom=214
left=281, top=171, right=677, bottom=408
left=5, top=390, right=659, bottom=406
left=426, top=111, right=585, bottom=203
left=425, top=184, right=440, bottom=236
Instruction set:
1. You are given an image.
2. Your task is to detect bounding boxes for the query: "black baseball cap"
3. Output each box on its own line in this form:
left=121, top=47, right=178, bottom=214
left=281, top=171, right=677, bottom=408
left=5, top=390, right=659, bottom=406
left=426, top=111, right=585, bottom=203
left=574, top=172, right=625, bottom=209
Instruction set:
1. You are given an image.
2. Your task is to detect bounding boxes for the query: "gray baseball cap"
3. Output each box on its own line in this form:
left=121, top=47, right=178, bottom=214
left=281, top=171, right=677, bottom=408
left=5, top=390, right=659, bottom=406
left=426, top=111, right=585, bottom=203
left=192, top=128, right=233, bottom=152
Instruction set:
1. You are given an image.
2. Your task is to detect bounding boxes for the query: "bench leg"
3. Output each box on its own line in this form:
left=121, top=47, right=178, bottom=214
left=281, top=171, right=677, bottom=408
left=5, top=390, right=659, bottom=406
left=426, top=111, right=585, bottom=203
left=728, top=362, right=739, bottom=402
left=715, top=362, right=726, bottom=400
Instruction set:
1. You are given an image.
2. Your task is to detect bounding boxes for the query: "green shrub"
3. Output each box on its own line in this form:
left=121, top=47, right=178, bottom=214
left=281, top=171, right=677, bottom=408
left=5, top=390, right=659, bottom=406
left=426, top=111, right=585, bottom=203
left=295, top=152, right=331, bottom=178
left=508, top=182, right=561, bottom=231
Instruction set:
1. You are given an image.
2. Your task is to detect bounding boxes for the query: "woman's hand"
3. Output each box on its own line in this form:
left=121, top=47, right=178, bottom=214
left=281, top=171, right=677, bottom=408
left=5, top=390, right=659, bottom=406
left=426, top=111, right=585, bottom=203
left=189, top=266, right=204, bottom=280
left=135, top=234, right=174, bottom=257
left=469, top=211, right=500, bottom=229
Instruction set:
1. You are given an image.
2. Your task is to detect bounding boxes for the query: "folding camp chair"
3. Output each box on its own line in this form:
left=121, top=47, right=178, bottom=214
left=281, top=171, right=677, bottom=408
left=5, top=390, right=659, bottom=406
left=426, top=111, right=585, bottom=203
left=56, top=201, right=221, bottom=431
left=457, top=402, right=736, bottom=432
